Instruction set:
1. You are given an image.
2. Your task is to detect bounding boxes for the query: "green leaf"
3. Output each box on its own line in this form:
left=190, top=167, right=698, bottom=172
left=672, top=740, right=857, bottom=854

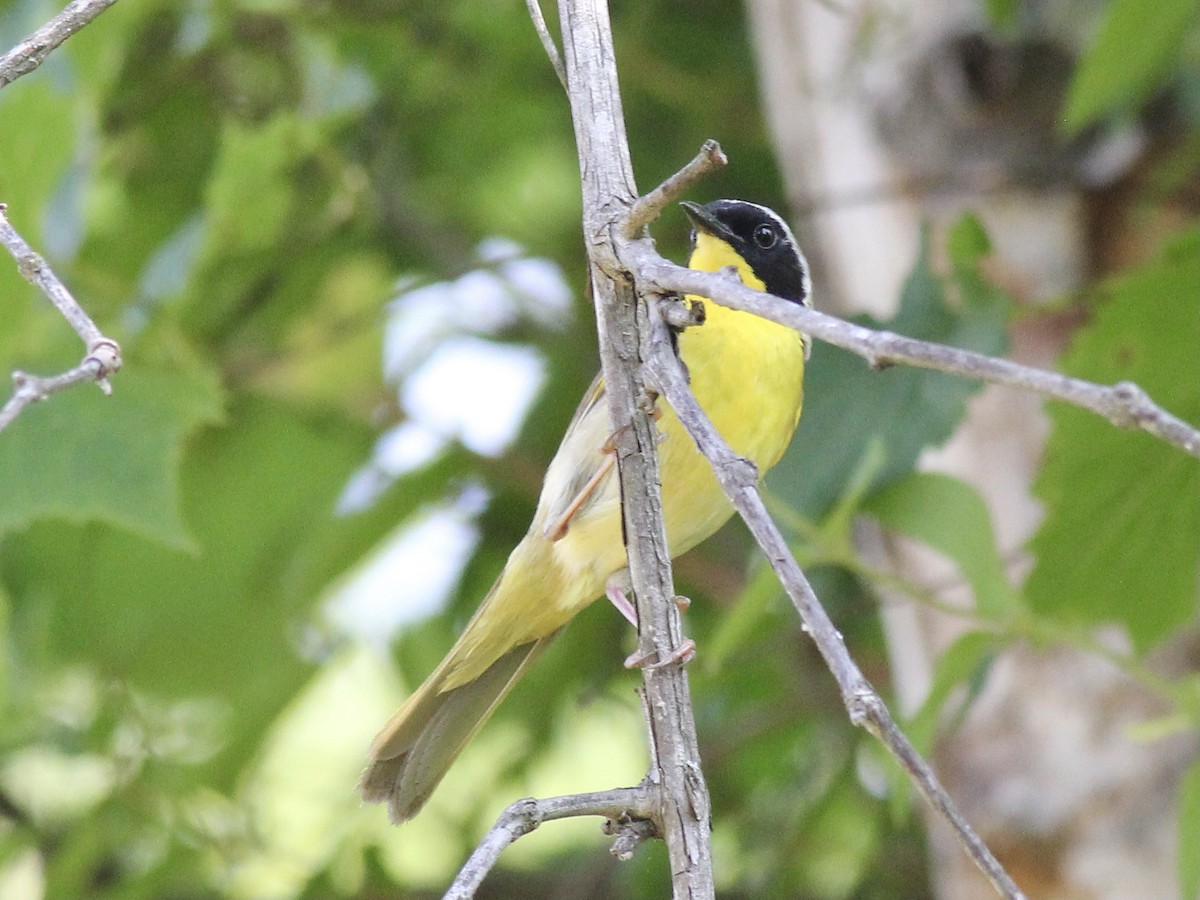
left=2, top=398, right=377, bottom=775
left=1026, top=230, right=1200, bottom=650
left=0, top=79, right=75, bottom=241
left=946, top=213, right=991, bottom=268
left=868, top=472, right=1017, bottom=619
left=1063, top=0, right=1198, bottom=131
left=1181, top=758, right=1200, bottom=900
left=0, top=580, right=8, bottom=709
left=796, top=774, right=881, bottom=898
left=772, top=223, right=1010, bottom=518
left=0, top=367, right=224, bottom=548
left=865, top=472, right=1020, bottom=620
left=0, top=78, right=78, bottom=359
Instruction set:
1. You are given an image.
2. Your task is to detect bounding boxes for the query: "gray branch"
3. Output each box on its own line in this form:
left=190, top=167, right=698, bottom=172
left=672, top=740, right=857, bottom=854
left=0, top=0, right=119, bottom=90
left=630, top=251, right=1200, bottom=459
left=642, top=300, right=1027, bottom=899
left=524, top=0, right=567, bottom=90
left=444, top=787, right=657, bottom=900
left=624, top=140, right=727, bottom=238
left=0, top=206, right=122, bottom=434
left=558, top=0, right=716, bottom=897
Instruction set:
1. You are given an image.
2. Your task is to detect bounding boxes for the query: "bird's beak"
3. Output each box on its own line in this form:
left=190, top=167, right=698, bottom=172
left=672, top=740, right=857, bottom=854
left=680, top=201, right=735, bottom=243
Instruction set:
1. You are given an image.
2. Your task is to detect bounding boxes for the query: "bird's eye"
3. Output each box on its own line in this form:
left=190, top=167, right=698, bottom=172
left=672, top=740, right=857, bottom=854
left=752, top=224, right=777, bottom=249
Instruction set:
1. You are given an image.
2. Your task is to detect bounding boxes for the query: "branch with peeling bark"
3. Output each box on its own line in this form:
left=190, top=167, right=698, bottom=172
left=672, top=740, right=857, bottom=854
left=0, top=206, right=122, bottom=434
left=556, top=0, right=716, bottom=896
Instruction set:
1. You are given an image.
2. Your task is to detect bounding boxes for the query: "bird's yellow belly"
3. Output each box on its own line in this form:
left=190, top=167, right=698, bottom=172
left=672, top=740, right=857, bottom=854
left=551, top=303, right=805, bottom=593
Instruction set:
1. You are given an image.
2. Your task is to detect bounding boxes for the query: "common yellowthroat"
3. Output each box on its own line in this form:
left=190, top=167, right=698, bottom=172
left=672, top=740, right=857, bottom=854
left=361, top=199, right=812, bottom=822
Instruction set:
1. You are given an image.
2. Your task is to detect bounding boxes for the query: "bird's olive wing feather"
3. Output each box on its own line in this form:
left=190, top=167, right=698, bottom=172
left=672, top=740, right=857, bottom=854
left=536, top=372, right=618, bottom=541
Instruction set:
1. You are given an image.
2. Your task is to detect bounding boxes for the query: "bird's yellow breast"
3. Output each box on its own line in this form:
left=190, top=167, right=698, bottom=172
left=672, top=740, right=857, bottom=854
left=547, top=231, right=807, bottom=589
left=680, top=231, right=807, bottom=468
left=658, top=231, right=807, bottom=552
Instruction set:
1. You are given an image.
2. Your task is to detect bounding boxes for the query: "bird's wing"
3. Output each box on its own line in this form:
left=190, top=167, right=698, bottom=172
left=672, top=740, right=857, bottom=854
left=535, top=372, right=618, bottom=541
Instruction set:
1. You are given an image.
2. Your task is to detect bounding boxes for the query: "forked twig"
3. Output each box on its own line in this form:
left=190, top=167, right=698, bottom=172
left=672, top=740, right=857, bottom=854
left=624, top=139, right=727, bottom=238
left=444, top=787, right=657, bottom=899
left=0, top=206, right=121, bottom=433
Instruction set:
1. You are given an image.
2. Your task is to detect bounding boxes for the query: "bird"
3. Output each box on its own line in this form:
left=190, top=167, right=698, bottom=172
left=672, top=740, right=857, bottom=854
left=360, top=199, right=812, bottom=823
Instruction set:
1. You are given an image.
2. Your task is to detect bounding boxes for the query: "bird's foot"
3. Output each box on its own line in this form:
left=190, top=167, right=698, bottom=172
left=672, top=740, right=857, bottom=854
left=623, top=639, right=696, bottom=670
left=600, top=405, right=663, bottom=454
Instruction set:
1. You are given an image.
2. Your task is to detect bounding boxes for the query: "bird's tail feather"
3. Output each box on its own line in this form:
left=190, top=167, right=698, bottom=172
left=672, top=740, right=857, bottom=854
left=359, top=633, right=555, bottom=823
left=361, top=535, right=581, bottom=821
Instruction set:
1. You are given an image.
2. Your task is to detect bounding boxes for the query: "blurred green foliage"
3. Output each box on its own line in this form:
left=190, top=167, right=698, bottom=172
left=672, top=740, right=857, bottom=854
left=0, top=1, right=1196, bottom=899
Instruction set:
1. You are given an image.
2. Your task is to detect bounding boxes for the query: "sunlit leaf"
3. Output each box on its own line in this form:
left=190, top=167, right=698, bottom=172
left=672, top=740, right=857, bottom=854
left=905, top=631, right=1000, bottom=755
left=1180, top=758, right=1200, bottom=900
left=2, top=399, right=376, bottom=774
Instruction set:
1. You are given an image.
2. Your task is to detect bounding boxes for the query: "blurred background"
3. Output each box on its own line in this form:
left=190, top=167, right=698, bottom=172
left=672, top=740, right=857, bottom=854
left=0, top=0, right=1197, bottom=898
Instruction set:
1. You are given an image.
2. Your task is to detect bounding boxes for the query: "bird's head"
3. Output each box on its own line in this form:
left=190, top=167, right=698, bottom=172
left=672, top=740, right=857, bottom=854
left=681, top=199, right=811, bottom=308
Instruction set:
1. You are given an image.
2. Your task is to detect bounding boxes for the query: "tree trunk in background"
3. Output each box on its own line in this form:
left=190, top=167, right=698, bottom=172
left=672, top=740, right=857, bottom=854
left=746, top=0, right=1196, bottom=897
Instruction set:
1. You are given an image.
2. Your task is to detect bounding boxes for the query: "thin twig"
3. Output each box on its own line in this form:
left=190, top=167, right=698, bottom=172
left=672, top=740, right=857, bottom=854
left=631, top=251, right=1200, bottom=459
left=0, top=358, right=115, bottom=431
left=0, top=0, right=119, bottom=90
left=0, top=206, right=121, bottom=434
left=623, top=140, right=728, bottom=238
left=444, top=787, right=657, bottom=900
left=0, top=206, right=104, bottom=345
left=524, top=0, right=567, bottom=90
left=641, top=303, right=1028, bottom=900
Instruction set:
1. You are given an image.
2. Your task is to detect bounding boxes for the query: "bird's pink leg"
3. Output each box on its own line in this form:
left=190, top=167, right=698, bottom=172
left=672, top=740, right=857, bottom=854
left=604, top=572, right=638, bottom=626
left=608, top=573, right=696, bottom=669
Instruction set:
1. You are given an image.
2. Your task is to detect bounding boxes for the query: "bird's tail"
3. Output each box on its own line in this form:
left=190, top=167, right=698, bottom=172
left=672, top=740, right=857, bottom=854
left=359, top=537, right=570, bottom=822
left=359, top=635, right=553, bottom=822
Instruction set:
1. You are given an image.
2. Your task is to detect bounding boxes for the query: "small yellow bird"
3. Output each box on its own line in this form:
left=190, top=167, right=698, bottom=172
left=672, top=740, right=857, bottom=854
left=361, top=199, right=812, bottom=822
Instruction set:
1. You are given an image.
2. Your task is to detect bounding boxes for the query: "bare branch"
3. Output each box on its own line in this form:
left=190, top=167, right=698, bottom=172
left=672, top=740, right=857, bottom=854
left=642, top=304, right=1028, bottom=900
left=0, top=354, right=116, bottom=431
left=557, top=0, right=715, bottom=896
left=0, top=0, right=120, bottom=90
left=0, top=206, right=104, bottom=346
left=444, top=787, right=657, bottom=900
left=524, top=0, right=567, bottom=91
left=0, top=206, right=121, bottom=434
left=624, top=140, right=728, bottom=238
left=632, top=251, right=1200, bottom=459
